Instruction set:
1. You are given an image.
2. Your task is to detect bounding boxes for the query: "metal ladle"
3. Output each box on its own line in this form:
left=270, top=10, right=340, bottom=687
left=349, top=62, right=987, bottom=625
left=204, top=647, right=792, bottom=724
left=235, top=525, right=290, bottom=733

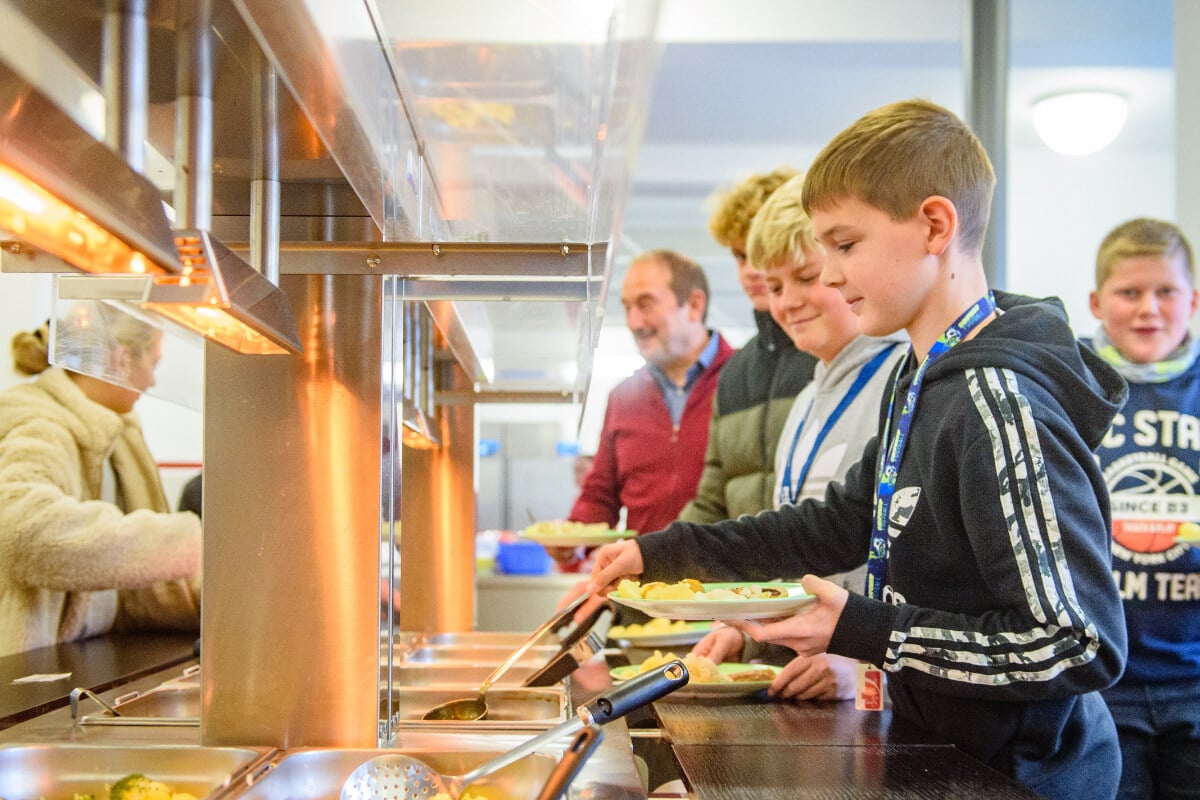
left=422, top=594, right=588, bottom=721
left=342, top=660, right=688, bottom=800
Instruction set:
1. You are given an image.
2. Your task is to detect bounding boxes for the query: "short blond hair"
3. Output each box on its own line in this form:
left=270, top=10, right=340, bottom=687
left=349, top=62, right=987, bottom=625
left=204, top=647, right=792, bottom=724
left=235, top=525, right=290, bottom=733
left=745, top=174, right=818, bottom=272
left=1095, top=217, right=1195, bottom=288
left=707, top=165, right=800, bottom=249
left=802, top=99, right=995, bottom=253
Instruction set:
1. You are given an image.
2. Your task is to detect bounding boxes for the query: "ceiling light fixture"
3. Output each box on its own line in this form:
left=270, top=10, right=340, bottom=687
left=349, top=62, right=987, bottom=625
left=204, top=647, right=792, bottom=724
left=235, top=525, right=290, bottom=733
left=1031, top=91, right=1129, bottom=157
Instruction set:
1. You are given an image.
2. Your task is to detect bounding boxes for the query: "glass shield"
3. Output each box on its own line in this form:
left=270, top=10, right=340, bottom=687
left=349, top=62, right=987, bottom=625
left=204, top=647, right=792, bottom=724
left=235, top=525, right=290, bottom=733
left=50, top=280, right=204, bottom=413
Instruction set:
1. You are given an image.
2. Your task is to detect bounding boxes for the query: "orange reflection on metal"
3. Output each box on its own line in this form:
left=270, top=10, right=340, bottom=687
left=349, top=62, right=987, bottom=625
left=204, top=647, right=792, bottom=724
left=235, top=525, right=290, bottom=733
left=301, top=372, right=376, bottom=738
left=145, top=274, right=292, bottom=355
left=0, top=163, right=171, bottom=275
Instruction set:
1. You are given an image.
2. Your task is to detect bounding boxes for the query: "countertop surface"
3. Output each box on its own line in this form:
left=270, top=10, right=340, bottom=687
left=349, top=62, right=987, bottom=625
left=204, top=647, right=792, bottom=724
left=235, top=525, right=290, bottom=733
left=654, top=698, right=1042, bottom=799
left=0, top=633, right=1044, bottom=799
left=0, top=632, right=197, bottom=730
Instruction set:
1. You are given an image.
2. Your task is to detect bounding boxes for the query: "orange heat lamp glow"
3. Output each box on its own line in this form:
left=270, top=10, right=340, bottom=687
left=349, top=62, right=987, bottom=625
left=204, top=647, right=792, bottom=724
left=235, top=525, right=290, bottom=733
left=0, top=163, right=169, bottom=275
left=401, top=422, right=439, bottom=450
left=144, top=271, right=291, bottom=355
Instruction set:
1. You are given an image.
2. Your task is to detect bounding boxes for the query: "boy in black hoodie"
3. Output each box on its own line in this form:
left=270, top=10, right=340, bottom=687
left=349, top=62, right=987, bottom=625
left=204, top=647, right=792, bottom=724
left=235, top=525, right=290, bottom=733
left=582, top=99, right=1129, bottom=799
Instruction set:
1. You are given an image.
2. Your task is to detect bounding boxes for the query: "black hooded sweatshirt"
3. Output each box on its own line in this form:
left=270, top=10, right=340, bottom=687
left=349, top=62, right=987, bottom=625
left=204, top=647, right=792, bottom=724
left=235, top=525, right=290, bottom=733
left=636, top=292, right=1129, bottom=794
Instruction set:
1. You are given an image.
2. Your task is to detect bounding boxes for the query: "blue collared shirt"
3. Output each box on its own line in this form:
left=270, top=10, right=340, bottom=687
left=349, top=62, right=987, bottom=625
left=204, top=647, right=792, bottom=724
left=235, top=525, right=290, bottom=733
left=649, top=331, right=719, bottom=427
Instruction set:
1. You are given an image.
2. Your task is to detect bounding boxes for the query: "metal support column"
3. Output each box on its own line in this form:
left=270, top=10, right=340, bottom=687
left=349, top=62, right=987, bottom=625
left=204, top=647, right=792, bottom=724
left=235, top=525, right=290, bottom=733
left=101, top=0, right=148, bottom=171
left=965, top=0, right=1009, bottom=287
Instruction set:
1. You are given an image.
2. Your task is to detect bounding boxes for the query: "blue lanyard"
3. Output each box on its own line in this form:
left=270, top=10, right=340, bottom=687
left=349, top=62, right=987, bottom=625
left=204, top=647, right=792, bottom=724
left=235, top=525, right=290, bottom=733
left=779, top=344, right=899, bottom=506
left=864, top=295, right=997, bottom=601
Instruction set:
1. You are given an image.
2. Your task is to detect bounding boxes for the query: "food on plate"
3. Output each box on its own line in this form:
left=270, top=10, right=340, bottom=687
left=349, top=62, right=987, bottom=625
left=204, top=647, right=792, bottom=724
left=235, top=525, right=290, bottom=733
left=523, top=520, right=614, bottom=537
left=607, top=618, right=694, bottom=638
left=1177, top=521, right=1200, bottom=542
left=432, top=793, right=484, bottom=800
left=613, top=578, right=784, bottom=601
left=631, top=650, right=774, bottom=684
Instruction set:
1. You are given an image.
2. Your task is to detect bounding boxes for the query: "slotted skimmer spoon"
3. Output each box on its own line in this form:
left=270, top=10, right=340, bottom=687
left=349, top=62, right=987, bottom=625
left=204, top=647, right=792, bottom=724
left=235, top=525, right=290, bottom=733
left=342, top=659, right=688, bottom=800
left=422, top=594, right=588, bottom=721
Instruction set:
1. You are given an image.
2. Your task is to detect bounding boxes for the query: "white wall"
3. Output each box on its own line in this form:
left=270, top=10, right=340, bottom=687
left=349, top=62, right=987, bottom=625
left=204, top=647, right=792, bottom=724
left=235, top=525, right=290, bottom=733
left=1006, top=147, right=1176, bottom=336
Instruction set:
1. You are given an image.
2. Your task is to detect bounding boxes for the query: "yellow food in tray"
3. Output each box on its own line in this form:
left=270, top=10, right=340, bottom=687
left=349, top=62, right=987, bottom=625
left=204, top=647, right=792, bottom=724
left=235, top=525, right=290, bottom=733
left=522, top=520, right=612, bottom=537
left=613, top=578, right=782, bottom=601
left=67, top=773, right=198, bottom=800
left=633, top=650, right=776, bottom=684
left=607, top=618, right=694, bottom=638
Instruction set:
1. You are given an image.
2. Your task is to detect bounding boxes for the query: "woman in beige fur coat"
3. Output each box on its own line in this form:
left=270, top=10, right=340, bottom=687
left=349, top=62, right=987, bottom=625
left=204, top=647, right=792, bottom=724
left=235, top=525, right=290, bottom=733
left=0, top=314, right=201, bottom=657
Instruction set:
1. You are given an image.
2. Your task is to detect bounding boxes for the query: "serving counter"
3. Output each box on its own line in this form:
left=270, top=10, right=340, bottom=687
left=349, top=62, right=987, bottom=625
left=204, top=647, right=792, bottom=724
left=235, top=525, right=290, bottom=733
left=0, top=632, right=196, bottom=731
left=0, top=633, right=1043, bottom=799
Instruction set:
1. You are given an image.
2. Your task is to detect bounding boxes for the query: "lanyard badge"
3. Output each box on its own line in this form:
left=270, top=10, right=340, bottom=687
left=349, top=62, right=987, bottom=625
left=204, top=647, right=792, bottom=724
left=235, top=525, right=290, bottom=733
left=779, top=343, right=898, bottom=506
left=863, top=294, right=996, bottom=601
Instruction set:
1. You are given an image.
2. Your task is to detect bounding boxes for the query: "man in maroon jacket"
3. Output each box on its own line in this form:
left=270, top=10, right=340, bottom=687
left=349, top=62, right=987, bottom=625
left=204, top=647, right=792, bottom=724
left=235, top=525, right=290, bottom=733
left=557, top=250, right=733, bottom=569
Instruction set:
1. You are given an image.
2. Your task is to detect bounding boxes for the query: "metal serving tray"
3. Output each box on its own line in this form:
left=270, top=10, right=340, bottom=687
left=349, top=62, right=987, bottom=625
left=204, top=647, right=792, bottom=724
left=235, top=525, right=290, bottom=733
left=425, top=631, right=560, bottom=647
left=0, top=744, right=267, bottom=800
left=383, top=687, right=568, bottom=731
left=228, top=739, right=560, bottom=800
left=399, top=644, right=560, bottom=664
left=72, top=666, right=202, bottom=726
left=386, top=663, right=544, bottom=687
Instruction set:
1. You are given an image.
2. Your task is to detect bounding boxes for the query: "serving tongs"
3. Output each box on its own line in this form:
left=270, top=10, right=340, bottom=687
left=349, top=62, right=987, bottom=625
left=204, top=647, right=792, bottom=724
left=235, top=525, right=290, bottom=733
left=422, top=595, right=612, bottom=721
left=344, top=660, right=687, bottom=800
left=422, top=595, right=588, bottom=721
left=521, top=597, right=614, bottom=688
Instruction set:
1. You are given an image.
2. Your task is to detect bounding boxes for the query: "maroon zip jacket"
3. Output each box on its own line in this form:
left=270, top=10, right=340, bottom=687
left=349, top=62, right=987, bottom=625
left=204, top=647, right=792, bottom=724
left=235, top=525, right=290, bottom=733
left=570, top=334, right=735, bottom=535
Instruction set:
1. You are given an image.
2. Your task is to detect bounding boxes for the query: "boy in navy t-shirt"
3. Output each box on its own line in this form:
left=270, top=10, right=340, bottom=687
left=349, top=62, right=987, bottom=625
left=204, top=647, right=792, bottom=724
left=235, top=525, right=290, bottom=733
left=1086, top=217, right=1200, bottom=799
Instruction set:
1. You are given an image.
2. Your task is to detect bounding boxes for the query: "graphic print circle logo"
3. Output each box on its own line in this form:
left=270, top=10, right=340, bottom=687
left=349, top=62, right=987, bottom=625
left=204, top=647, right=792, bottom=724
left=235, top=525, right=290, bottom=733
left=1107, top=455, right=1196, bottom=554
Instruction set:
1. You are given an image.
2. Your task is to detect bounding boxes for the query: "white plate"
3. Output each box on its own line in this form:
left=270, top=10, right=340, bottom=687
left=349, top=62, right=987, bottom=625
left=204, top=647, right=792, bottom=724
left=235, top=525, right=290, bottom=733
left=520, top=523, right=636, bottom=548
left=610, top=621, right=715, bottom=649
left=609, top=582, right=814, bottom=621
left=610, top=663, right=781, bottom=699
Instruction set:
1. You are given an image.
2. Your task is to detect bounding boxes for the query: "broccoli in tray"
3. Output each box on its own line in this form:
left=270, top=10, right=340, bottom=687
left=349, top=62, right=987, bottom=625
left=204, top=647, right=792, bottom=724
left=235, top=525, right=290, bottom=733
left=104, top=774, right=198, bottom=800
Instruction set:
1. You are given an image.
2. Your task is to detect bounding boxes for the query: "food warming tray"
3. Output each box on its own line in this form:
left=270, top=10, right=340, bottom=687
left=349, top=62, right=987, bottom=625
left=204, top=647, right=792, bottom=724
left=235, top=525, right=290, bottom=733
left=383, top=686, right=568, bottom=731
left=0, top=744, right=268, bottom=800
left=225, top=739, right=560, bottom=800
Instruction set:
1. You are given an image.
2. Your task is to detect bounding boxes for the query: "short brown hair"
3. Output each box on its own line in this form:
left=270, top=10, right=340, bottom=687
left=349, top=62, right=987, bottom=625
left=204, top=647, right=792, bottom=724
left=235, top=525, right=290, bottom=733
left=802, top=99, right=996, bottom=253
left=1095, top=218, right=1195, bottom=288
left=632, top=249, right=710, bottom=323
left=707, top=165, right=800, bottom=249
left=746, top=174, right=819, bottom=272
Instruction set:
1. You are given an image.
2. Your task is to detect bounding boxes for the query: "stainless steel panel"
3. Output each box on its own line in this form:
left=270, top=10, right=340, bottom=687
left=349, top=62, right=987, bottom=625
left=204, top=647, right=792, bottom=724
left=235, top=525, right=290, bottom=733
left=425, top=632, right=559, bottom=647
left=77, top=684, right=200, bottom=725
left=202, top=273, right=383, bottom=747
left=399, top=645, right=560, bottom=664
left=399, top=346, right=475, bottom=634
left=0, top=744, right=264, bottom=799
left=388, top=664, right=542, bottom=687
left=385, top=687, right=567, bottom=730
left=229, top=743, right=557, bottom=800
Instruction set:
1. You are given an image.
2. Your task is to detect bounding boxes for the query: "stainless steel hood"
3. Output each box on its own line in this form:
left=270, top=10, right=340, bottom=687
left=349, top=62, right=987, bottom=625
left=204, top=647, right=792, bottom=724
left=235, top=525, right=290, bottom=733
left=0, top=59, right=179, bottom=276
left=145, top=229, right=303, bottom=355
left=0, top=0, right=662, bottom=393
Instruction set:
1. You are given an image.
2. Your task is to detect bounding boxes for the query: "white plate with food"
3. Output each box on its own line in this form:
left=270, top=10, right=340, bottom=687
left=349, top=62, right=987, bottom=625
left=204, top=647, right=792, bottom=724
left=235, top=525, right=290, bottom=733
left=607, top=619, right=715, bottom=648
left=520, top=520, right=637, bottom=548
left=610, top=653, right=781, bottom=699
left=1175, top=521, right=1200, bottom=544
left=608, top=579, right=814, bottom=621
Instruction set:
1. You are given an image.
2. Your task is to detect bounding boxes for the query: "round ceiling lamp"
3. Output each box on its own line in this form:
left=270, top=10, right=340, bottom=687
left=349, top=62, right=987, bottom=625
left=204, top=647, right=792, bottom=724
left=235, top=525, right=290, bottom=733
left=1031, top=91, right=1129, bottom=157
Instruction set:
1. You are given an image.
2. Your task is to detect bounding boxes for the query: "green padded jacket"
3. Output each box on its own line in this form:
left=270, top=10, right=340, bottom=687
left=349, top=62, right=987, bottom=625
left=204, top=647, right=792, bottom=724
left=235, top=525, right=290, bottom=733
left=677, top=310, right=816, bottom=524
